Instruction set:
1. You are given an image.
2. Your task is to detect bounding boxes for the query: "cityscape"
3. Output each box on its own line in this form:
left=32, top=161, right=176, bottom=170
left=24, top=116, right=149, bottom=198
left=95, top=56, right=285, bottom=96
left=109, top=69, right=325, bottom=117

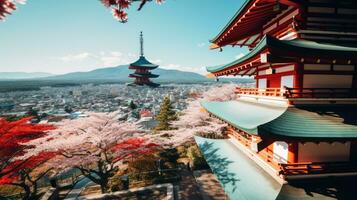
left=1, top=0, right=357, bottom=200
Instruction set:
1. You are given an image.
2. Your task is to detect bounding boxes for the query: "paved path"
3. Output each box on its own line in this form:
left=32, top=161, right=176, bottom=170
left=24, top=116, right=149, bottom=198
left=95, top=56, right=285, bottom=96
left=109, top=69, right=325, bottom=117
left=178, top=170, right=204, bottom=200
left=194, top=170, right=229, bottom=200
left=64, top=176, right=93, bottom=200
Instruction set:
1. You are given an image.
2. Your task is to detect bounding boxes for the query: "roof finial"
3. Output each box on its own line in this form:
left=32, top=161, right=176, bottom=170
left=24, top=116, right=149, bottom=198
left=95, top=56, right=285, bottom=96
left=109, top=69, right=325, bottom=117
left=140, top=31, right=144, bottom=56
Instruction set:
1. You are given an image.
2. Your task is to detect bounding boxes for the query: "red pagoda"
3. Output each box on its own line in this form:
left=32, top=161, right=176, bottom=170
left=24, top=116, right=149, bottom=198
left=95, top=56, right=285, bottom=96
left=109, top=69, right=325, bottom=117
left=129, top=32, right=160, bottom=87
left=197, top=0, right=357, bottom=199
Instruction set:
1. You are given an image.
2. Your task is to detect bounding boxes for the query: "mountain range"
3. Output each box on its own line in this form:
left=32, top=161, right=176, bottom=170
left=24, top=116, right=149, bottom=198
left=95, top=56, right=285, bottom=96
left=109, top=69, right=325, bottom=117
left=0, top=65, right=253, bottom=84
left=44, top=65, right=208, bottom=83
left=0, top=72, right=54, bottom=80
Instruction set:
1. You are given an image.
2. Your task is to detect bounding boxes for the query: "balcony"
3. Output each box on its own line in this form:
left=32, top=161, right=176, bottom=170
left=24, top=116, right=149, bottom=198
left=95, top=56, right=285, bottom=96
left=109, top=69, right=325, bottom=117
left=279, top=162, right=357, bottom=177
left=235, top=87, right=357, bottom=99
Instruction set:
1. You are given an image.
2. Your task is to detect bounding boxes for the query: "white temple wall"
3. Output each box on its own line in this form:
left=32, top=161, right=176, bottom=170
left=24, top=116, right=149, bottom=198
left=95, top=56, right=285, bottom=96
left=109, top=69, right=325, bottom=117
left=273, top=141, right=289, bottom=164
left=298, top=142, right=351, bottom=162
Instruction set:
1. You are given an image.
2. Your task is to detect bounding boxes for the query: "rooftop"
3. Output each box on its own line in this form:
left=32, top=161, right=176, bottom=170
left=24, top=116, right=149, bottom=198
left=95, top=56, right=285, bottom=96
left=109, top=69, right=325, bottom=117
left=207, top=35, right=357, bottom=74
left=129, top=56, right=159, bottom=69
left=201, top=100, right=357, bottom=139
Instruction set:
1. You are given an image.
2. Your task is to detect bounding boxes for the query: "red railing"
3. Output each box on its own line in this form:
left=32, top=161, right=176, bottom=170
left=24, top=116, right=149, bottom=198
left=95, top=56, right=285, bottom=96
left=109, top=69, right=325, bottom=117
left=279, top=161, right=357, bottom=176
left=235, top=87, right=356, bottom=99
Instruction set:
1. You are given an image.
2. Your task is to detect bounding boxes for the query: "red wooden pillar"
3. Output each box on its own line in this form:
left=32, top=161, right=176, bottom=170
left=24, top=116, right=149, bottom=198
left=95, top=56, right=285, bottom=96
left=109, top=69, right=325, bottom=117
left=352, top=66, right=357, bottom=96
left=294, top=63, right=303, bottom=88
left=294, top=63, right=304, bottom=98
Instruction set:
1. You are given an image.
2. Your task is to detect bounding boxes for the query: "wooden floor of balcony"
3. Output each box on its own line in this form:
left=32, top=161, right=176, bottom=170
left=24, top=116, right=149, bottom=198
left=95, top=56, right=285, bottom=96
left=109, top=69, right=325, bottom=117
left=235, top=87, right=357, bottom=99
left=279, top=161, right=357, bottom=177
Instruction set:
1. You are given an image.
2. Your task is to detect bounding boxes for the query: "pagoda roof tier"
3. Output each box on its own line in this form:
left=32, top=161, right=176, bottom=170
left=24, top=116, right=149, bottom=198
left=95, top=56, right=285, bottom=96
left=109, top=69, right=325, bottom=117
left=129, top=73, right=159, bottom=78
left=207, top=35, right=357, bottom=76
left=129, top=56, right=159, bottom=69
left=210, top=0, right=292, bottom=48
left=201, top=100, right=357, bottom=140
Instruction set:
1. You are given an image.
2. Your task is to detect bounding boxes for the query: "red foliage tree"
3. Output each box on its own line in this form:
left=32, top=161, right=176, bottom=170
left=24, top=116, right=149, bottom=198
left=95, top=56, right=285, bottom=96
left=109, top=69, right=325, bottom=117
left=0, top=117, right=54, bottom=179
left=0, top=152, right=56, bottom=200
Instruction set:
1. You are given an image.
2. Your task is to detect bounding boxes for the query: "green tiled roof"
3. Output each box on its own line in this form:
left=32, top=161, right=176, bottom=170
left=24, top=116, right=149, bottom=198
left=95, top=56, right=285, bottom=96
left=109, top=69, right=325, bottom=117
left=195, top=136, right=281, bottom=200
left=130, top=56, right=158, bottom=69
left=260, top=105, right=357, bottom=139
left=129, top=73, right=159, bottom=78
left=206, top=35, right=357, bottom=73
left=201, top=100, right=357, bottom=139
left=200, top=100, right=287, bottom=134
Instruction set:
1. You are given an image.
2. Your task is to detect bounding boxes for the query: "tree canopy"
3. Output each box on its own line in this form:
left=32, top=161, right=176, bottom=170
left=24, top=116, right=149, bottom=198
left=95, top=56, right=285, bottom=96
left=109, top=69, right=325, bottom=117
left=0, top=0, right=164, bottom=22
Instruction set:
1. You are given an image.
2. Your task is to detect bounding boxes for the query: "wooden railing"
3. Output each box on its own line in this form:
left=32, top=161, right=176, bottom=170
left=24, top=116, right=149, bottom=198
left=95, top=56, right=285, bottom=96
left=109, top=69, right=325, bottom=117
left=279, top=161, right=357, bottom=176
left=235, top=87, right=357, bottom=99
left=284, top=87, right=356, bottom=98
left=235, top=87, right=283, bottom=97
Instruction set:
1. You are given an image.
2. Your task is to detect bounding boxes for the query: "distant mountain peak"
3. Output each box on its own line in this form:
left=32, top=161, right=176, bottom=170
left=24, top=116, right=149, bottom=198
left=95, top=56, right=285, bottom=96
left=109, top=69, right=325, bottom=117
left=0, top=72, right=54, bottom=80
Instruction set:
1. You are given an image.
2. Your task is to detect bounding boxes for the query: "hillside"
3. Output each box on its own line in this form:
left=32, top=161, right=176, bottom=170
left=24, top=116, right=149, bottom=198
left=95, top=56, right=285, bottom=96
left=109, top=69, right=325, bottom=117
left=45, top=65, right=209, bottom=83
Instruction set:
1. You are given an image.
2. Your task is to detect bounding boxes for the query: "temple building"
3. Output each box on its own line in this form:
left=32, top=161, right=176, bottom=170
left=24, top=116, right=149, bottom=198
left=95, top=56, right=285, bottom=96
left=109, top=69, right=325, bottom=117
left=197, top=0, right=357, bottom=199
left=128, top=32, right=160, bottom=87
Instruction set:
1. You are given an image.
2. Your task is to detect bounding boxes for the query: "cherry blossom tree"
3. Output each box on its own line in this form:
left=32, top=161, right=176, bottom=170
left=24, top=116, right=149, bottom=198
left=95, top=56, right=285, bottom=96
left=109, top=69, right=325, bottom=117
left=201, top=83, right=237, bottom=102
left=23, top=112, right=159, bottom=193
left=157, top=84, right=237, bottom=146
left=0, top=0, right=163, bottom=22
left=0, top=0, right=26, bottom=21
left=101, top=0, right=164, bottom=22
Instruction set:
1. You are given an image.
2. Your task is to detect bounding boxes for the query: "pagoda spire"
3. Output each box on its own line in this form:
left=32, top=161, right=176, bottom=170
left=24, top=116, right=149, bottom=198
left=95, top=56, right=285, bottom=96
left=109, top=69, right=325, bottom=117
left=140, top=31, right=144, bottom=56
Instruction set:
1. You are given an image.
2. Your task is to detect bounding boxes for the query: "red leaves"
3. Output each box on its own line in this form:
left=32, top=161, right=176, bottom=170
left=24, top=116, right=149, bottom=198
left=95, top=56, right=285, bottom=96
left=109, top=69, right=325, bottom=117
left=0, top=117, right=54, bottom=178
left=112, top=138, right=159, bottom=162
left=112, top=8, right=128, bottom=23
left=102, top=0, right=164, bottom=23
left=0, top=0, right=19, bottom=21
left=0, top=152, right=56, bottom=186
left=100, top=0, right=118, bottom=7
left=0, top=0, right=163, bottom=22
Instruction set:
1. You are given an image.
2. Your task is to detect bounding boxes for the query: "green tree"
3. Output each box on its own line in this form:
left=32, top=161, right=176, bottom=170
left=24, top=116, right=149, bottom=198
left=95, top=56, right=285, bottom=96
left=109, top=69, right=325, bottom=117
left=155, top=96, right=176, bottom=131
left=129, top=100, right=137, bottom=110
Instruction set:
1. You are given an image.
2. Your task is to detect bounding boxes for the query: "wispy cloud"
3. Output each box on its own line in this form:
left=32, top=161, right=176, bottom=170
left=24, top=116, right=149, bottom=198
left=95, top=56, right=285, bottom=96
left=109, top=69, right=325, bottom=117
left=56, top=51, right=137, bottom=67
left=58, top=52, right=92, bottom=62
left=55, top=52, right=205, bottom=74
left=163, top=63, right=205, bottom=74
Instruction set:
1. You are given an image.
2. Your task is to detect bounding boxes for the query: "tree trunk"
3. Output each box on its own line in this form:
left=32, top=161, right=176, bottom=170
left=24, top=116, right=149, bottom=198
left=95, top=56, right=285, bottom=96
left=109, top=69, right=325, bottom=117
left=29, top=182, right=38, bottom=200
left=22, top=184, right=31, bottom=200
left=99, top=178, right=109, bottom=194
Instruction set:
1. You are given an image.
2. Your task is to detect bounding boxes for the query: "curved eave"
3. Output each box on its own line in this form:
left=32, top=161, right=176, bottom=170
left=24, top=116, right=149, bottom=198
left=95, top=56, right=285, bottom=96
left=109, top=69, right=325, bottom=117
left=207, top=35, right=357, bottom=75
left=129, top=73, right=159, bottom=78
left=130, top=56, right=159, bottom=69
left=129, top=65, right=158, bottom=69
left=210, top=0, right=255, bottom=44
left=201, top=100, right=357, bottom=140
left=259, top=105, right=357, bottom=140
left=207, top=35, right=268, bottom=73
left=210, top=0, right=289, bottom=47
left=200, top=100, right=287, bottom=135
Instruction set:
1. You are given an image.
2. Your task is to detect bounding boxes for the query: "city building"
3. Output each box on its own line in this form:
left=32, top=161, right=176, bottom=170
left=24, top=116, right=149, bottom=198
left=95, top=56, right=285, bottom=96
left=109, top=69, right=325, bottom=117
left=128, top=32, right=160, bottom=87
left=199, top=0, right=357, bottom=199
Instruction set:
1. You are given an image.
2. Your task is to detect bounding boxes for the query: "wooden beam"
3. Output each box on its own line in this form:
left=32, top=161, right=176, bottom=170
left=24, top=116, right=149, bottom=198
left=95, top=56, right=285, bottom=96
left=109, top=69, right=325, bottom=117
left=278, top=0, right=301, bottom=7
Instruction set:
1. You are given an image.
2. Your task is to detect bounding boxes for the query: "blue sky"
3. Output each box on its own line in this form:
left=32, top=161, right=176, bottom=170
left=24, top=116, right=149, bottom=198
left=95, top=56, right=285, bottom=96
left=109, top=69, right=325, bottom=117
left=0, top=0, right=247, bottom=75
